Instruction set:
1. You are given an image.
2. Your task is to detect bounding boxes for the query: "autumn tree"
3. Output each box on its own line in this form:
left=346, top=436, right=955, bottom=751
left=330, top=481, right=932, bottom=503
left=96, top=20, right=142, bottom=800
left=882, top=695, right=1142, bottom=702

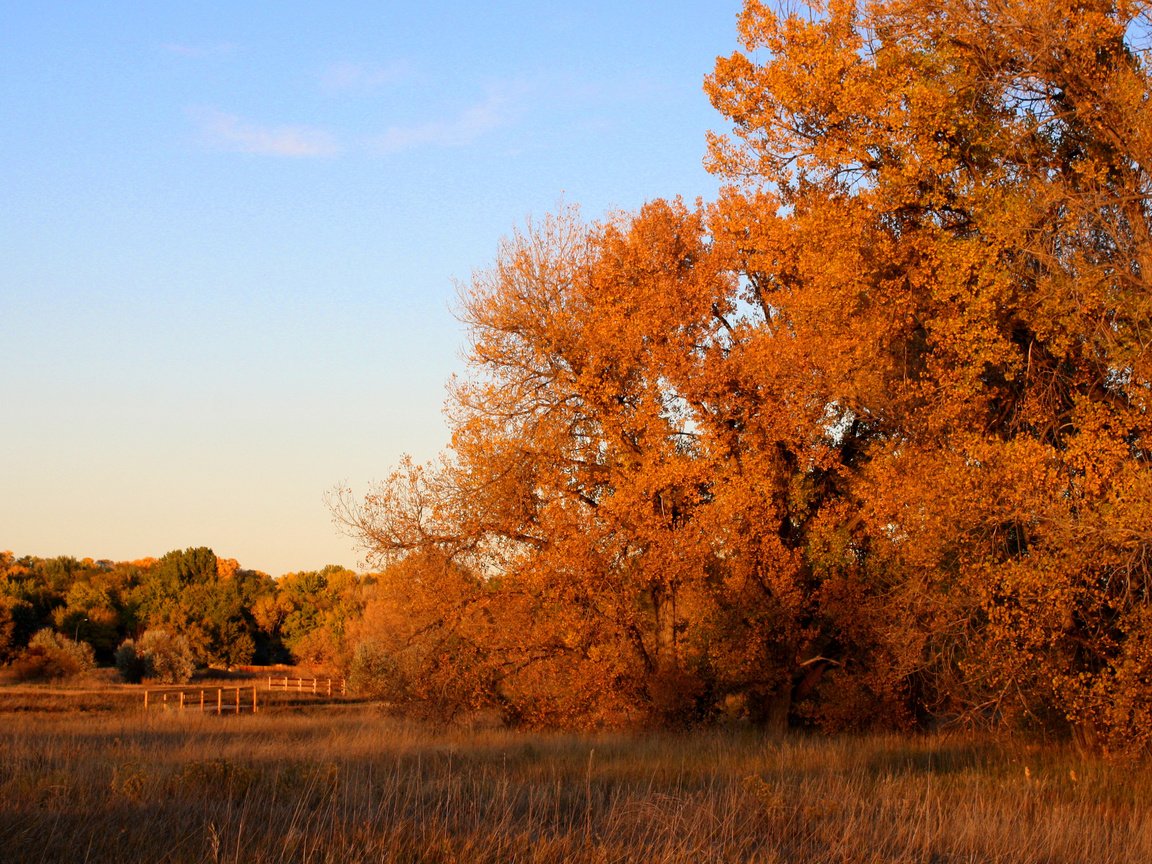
left=0, top=598, right=17, bottom=665
left=12, top=628, right=96, bottom=681
left=705, top=0, right=1152, bottom=746
left=340, top=0, right=1152, bottom=745
left=339, top=199, right=869, bottom=727
left=0, top=554, right=85, bottom=656
left=273, top=565, right=365, bottom=668
left=345, top=550, right=499, bottom=719
left=50, top=562, right=141, bottom=662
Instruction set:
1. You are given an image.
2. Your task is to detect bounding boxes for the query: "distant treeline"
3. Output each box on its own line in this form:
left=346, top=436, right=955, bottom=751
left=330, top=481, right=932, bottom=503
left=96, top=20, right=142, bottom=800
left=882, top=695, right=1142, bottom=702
left=0, top=547, right=366, bottom=670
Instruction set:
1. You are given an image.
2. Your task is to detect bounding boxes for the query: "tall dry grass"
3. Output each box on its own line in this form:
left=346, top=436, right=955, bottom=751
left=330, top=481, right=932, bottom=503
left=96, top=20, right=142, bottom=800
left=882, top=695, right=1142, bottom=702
left=0, top=701, right=1149, bottom=863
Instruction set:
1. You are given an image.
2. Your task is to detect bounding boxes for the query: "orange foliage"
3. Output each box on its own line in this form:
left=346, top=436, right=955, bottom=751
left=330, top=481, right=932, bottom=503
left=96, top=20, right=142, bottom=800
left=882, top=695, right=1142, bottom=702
left=704, top=0, right=1152, bottom=747
left=341, top=0, right=1152, bottom=749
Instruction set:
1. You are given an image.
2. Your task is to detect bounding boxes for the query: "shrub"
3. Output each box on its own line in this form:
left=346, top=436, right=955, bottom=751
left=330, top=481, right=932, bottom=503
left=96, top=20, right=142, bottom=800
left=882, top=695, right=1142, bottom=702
left=11, top=628, right=96, bottom=680
left=113, top=641, right=148, bottom=683
left=347, top=640, right=405, bottom=700
left=115, top=630, right=195, bottom=684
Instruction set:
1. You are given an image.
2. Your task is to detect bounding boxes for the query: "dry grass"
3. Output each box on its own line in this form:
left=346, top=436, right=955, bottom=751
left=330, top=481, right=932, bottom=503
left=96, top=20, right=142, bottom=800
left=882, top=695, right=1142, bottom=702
left=0, top=693, right=1149, bottom=863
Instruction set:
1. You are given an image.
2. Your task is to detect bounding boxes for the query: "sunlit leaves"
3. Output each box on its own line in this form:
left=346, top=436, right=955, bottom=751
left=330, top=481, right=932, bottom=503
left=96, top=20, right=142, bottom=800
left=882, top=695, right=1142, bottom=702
left=338, top=0, right=1152, bottom=747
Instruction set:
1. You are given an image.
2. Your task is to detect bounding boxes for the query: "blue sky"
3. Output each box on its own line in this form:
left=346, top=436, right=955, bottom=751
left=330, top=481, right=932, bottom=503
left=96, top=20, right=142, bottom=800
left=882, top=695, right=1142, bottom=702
left=1, top=1, right=741, bottom=576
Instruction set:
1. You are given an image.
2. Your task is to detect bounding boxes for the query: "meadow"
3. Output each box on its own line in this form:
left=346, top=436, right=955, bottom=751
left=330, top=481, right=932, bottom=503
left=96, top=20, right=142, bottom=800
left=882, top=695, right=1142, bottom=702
left=0, top=682, right=1150, bottom=864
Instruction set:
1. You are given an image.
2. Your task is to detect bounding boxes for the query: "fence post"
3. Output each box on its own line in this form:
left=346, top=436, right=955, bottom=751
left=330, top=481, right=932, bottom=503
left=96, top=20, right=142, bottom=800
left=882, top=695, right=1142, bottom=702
left=179, top=692, right=185, bottom=710
left=235, top=688, right=240, bottom=714
left=200, top=690, right=205, bottom=712
left=253, top=685, right=258, bottom=714
left=217, top=688, right=222, bottom=715
left=144, top=690, right=149, bottom=710
left=312, top=678, right=317, bottom=694
left=327, top=679, right=332, bottom=697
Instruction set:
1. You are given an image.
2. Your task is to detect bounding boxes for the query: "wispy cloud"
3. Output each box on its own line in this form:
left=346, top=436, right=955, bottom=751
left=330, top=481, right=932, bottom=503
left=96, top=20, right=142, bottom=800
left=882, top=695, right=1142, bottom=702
left=194, top=109, right=340, bottom=158
left=160, top=42, right=238, bottom=59
left=320, top=60, right=411, bottom=94
left=190, top=83, right=522, bottom=159
left=368, top=91, right=511, bottom=156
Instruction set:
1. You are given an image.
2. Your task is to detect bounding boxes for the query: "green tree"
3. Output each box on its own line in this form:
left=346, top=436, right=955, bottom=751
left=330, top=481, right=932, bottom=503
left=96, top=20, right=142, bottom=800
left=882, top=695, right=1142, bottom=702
left=131, top=548, right=258, bottom=668
left=276, top=565, right=365, bottom=668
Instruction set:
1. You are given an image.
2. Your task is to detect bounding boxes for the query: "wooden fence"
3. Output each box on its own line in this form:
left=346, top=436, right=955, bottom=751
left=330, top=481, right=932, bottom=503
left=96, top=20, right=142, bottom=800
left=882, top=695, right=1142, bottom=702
left=266, top=676, right=346, bottom=697
left=143, top=686, right=258, bottom=714
left=143, top=677, right=348, bottom=714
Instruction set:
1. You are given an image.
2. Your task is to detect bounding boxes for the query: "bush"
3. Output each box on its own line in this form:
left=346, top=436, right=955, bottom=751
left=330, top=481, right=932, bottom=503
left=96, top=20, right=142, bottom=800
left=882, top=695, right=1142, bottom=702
left=113, top=641, right=147, bottom=683
left=115, top=630, right=195, bottom=684
left=11, top=629, right=96, bottom=681
left=347, top=640, right=405, bottom=700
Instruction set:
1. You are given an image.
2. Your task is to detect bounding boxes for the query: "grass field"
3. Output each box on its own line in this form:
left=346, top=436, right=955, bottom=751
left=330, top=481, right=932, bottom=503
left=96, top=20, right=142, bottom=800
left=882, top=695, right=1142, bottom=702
left=0, top=684, right=1149, bottom=863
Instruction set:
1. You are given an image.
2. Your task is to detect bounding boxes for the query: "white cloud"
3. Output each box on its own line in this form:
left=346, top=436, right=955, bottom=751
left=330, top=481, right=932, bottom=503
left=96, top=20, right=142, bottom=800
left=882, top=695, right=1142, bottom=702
left=320, top=60, right=411, bottom=94
left=368, top=91, right=509, bottom=156
left=194, top=109, right=340, bottom=158
left=191, top=84, right=522, bottom=159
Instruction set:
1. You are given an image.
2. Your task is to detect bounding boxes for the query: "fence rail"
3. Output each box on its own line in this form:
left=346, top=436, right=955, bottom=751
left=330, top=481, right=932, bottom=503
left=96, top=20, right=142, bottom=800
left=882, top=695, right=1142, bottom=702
left=143, top=677, right=348, bottom=714
left=143, top=686, right=258, bottom=714
left=266, top=676, right=346, bottom=697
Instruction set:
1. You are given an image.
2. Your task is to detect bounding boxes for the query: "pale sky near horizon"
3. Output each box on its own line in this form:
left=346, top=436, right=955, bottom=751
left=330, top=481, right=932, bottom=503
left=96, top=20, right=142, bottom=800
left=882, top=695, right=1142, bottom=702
left=1, top=1, right=741, bottom=576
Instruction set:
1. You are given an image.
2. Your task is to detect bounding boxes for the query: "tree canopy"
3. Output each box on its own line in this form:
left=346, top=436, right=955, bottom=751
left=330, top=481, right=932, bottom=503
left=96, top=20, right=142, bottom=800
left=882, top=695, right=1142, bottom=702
left=0, top=548, right=371, bottom=674
left=337, top=0, right=1152, bottom=750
